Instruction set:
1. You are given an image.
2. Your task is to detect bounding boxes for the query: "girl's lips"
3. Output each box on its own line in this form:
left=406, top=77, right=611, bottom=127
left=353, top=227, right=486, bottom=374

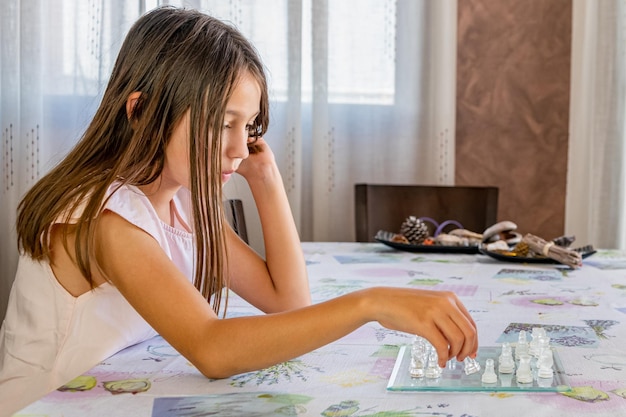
left=221, top=170, right=234, bottom=183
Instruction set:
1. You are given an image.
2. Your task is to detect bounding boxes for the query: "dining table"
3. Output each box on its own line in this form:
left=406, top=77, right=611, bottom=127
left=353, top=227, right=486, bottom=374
left=13, top=241, right=626, bottom=417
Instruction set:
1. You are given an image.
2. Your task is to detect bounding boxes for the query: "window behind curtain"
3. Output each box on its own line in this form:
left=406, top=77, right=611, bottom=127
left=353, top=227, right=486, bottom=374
left=144, top=0, right=396, bottom=105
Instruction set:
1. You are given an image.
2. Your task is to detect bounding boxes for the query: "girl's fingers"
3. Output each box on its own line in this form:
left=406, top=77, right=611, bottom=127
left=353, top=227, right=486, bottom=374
left=420, top=326, right=450, bottom=368
left=433, top=305, right=479, bottom=365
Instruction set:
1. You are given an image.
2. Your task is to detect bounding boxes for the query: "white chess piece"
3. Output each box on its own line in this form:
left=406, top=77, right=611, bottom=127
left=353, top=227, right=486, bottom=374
left=537, top=347, right=554, bottom=378
left=464, top=356, right=481, bottom=375
left=409, top=338, right=428, bottom=378
left=425, top=350, right=442, bottom=378
left=529, top=327, right=547, bottom=357
left=515, top=330, right=530, bottom=360
left=498, top=343, right=515, bottom=374
left=481, top=358, right=498, bottom=384
left=516, top=354, right=533, bottom=384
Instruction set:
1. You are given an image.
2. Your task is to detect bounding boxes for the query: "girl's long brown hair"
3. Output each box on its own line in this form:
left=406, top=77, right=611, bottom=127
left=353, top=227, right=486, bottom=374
left=16, top=6, right=269, bottom=314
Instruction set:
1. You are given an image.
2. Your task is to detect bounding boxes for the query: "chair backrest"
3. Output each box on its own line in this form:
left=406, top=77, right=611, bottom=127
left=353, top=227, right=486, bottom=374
left=354, top=183, right=499, bottom=242
left=224, top=199, right=249, bottom=244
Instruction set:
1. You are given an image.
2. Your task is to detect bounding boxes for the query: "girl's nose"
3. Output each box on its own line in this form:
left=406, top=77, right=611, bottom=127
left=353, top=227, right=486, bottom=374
left=224, top=129, right=250, bottom=160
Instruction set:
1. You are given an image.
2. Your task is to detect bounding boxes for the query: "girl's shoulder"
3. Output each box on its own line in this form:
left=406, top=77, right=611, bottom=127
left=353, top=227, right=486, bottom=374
left=103, top=182, right=164, bottom=236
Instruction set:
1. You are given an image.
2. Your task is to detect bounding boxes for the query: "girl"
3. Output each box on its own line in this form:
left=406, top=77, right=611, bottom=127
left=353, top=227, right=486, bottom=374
left=0, top=6, right=478, bottom=415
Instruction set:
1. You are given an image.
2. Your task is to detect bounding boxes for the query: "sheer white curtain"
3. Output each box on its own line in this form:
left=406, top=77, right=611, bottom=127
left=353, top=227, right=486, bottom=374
left=566, top=0, right=626, bottom=249
left=214, top=0, right=458, bottom=248
left=0, top=0, right=142, bottom=321
left=0, top=0, right=456, bottom=320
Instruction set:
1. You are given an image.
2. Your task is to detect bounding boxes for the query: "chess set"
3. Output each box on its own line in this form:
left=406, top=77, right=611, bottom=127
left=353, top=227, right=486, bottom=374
left=387, top=330, right=571, bottom=392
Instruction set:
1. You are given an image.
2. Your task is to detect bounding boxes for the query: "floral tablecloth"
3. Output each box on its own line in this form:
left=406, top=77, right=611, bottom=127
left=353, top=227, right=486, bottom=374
left=15, top=242, right=626, bottom=416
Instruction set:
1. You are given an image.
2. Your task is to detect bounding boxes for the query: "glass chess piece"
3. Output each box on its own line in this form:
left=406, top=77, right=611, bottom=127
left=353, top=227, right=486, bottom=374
left=424, top=350, right=442, bottom=379
left=537, top=375, right=554, bottom=388
left=516, top=354, right=533, bottom=384
left=537, top=335, right=551, bottom=353
left=537, top=346, right=554, bottom=379
left=515, top=330, right=530, bottom=360
left=409, top=338, right=428, bottom=378
left=481, top=358, right=498, bottom=384
left=498, top=343, right=515, bottom=374
left=529, top=327, right=547, bottom=357
left=463, top=356, right=481, bottom=375
left=410, top=355, right=426, bottom=378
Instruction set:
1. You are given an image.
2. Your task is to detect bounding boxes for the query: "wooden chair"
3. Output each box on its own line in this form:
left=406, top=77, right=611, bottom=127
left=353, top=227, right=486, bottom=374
left=354, top=183, right=499, bottom=242
left=224, top=199, right=249, bottom=244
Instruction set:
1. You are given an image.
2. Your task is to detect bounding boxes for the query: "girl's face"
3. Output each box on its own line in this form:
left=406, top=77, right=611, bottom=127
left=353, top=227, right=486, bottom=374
left=220, top=71, right=261, bottom=183
left=163, top=71, right=261, bottom=189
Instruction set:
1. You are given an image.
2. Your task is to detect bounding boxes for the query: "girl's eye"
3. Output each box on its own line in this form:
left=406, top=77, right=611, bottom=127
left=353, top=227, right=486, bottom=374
left=247, top=124, right=262, bottom=138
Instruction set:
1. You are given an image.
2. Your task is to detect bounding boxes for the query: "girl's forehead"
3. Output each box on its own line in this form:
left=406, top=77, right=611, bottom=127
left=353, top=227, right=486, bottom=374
left=225, top=73, right=261, bottom=116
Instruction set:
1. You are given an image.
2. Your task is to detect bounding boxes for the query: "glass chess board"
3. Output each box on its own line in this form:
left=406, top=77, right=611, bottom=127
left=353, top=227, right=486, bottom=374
left=387, top=345, right=571, bottom=392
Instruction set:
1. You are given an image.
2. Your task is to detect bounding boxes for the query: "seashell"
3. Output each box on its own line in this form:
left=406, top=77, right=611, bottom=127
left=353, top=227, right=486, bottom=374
left=504, top=231, right=522, bottom=245
left=484, top=240, right=510, bottom=251
left=434, top=233, right=476, bottom=247
left=482, top=221, right=518, bottom=243
left=448, top=228, right=483, bottom=241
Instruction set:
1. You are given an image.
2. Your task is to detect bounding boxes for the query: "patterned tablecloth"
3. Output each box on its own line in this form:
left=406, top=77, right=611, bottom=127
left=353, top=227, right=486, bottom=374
left=15, top=242, right=626, bottom=417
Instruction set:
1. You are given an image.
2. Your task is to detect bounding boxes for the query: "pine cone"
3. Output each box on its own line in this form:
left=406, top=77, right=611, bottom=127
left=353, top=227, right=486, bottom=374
left=399, top=216, right=430, bottom=245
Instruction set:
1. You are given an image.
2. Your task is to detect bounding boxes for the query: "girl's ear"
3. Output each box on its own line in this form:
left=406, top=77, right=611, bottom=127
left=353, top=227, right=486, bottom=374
left=125, top=91, right=143, bottom=120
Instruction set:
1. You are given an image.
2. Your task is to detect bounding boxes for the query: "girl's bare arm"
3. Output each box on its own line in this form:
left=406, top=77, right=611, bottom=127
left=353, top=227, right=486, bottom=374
left=226, top=137, right=311, bottom=312
left=95, top=212, right=478, bottom=378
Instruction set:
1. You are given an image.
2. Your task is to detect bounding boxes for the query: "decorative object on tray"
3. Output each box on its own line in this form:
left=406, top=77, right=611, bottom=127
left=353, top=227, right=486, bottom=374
left=375, top=217, right=594, bottom=264
left=519, top=233, right=582, bottom=268
left=482, top=220, right=522, bottom=247
left=403, top=216, right=483, bottom=247
left=399, top=216, right=429, bottom=245
left=375, top=230, right=482, bottom=254
left=479, top=222, right=594, bottom=267
left=374, top=215, right=484, bottom=253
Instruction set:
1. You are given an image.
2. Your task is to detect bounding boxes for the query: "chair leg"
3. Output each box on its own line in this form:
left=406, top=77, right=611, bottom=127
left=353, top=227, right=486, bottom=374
left=226, top=199, right=249, bottom=244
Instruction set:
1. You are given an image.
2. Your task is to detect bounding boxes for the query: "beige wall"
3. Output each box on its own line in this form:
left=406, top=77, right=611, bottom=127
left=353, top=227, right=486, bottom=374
left=456, top=0, right=572, bottom=240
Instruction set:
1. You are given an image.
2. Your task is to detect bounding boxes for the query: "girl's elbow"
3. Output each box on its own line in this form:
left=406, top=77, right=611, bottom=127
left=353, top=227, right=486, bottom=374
left=194, top=358, right=240, bottom=380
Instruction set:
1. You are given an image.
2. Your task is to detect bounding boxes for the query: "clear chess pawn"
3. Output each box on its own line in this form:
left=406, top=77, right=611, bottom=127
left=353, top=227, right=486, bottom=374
left=498, top=343, right=515, bottom=374
left=481, top=358, right=498, bottom=384
left=537, top=375, right=553, bottom=388
left=516, top=354, right=533, bottom=384
left=464, top=356, right=481, bottom=375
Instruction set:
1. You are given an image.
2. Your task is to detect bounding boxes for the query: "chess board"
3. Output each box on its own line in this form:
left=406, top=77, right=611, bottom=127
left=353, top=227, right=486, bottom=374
left=387, top=346, right=571, bottom=392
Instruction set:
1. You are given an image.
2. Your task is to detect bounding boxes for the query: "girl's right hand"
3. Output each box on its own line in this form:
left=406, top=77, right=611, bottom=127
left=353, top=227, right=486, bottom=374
left=362, top=287, right=478, bottom=367
left=235, top=136, right=276, bottom=184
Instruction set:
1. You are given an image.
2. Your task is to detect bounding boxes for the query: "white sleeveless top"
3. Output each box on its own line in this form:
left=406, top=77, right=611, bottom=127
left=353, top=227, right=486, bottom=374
left=0, top=184, right=194, bottom=416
